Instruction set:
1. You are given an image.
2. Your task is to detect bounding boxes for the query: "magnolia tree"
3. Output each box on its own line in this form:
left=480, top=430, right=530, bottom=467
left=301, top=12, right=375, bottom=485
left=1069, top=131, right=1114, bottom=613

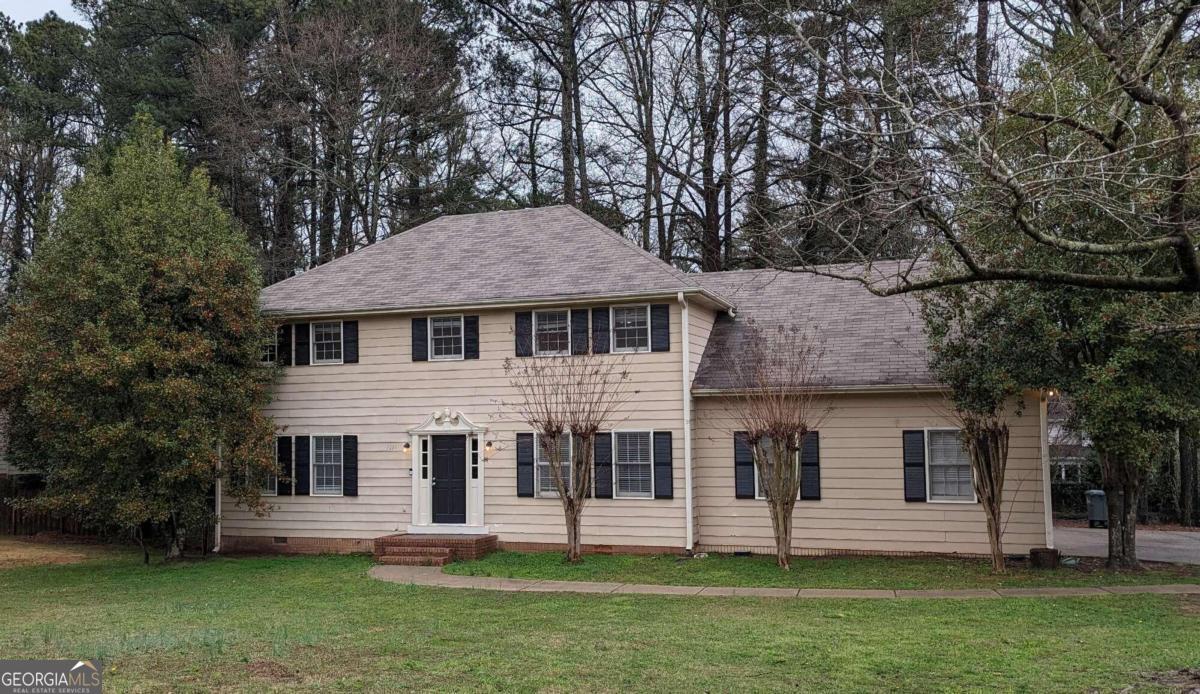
left=0, top=117, right=278, bottom=562
left=503, top=352, right=634, bottom=562
left=720, top=322, right=828, bottom=570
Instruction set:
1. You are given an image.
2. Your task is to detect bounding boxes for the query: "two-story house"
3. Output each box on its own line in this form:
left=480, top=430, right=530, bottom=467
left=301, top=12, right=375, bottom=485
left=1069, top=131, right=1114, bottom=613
left=220, top=205, right=1054, bottom=559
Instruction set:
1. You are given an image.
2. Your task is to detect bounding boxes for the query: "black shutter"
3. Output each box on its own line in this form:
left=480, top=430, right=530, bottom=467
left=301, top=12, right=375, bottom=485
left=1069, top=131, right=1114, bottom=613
left=515, top=312, right=533, bottom=357
left=464, top=316, right=480, bottom=359
left=516, top=432, right=534, bottom=497
left=343, top=321, right=359, bottom=363
left=903, top=430, right=927, bottom=502
left=294, top=436, right=310, bottom=495
left=593, top=433, right=613, bottom=499
left=734, top=432, right=755, bottom=499
left=276, top=436, right=293, bottom=496
left=293, top=323, right=311, bottom=366
left=277, top=325, right=292, bottom=367
left=591, top=307, right=610, bottom=354
left=571, top=309, right=589, bottom=355
left=800, top=431, right=821, bottom=501
left=411, top=317, right=428, bottom=361
left=343, top=435, right=358, bottom=497
left=653, top=431, right=673, bottom=499
left=650, top=303, right=670, bottom=352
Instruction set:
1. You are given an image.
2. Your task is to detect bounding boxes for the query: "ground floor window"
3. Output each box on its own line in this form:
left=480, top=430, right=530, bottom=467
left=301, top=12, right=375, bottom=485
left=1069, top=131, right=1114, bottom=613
left=927, top=429, right=973, bottom=501
left=313, top=435, right=344, bottom=496
left=535, top=433, right=572, bottom=496
left=614, top=431, right=652, bottom=498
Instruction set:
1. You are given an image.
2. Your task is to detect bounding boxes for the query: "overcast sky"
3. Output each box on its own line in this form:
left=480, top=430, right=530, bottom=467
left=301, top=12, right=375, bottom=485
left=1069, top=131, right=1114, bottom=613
left=1, top=0, right=84, bottom=26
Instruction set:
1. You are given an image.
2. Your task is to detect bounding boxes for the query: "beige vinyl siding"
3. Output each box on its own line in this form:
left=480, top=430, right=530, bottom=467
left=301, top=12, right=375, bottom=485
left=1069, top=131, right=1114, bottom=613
left=692, top=391, right=1049, bottom=556
left=686, top=303, right=716, bottom=386
left=223, top=302, right=690, bottom=549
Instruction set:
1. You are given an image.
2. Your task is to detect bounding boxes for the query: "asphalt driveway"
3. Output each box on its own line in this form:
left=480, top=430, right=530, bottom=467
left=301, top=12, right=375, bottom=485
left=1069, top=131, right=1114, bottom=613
left=1056, top=526, right=1200, bottom=565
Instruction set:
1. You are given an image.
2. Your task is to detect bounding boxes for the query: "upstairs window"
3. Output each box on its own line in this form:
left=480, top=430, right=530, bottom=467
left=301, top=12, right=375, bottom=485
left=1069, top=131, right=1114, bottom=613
left=927, top=429, right=973, bottom=501
left=535, top=433, right=572, bottom=496
left=612, top=305, right=650, bottom=353
left=312, top=322, right=343, bottom=364
left=615, top=431, right=653, bottom=498
left=534, top=310, right=570, bottom=356
left=430, top=316, right=464, bottom=360
left=313, top=435, right=344, bottom=496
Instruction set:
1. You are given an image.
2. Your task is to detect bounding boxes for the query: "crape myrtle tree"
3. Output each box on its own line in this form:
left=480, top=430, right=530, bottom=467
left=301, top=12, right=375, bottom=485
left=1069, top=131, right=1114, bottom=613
left=504, top=351, right=634, bottom=562
left=922, top=284, right=1041, bottom=572
left=719, top=321, right=829, bottom=569
left=0, top=116, right=279, bottom=562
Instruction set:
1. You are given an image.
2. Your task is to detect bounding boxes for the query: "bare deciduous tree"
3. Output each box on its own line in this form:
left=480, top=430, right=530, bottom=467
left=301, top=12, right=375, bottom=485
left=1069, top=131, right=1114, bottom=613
left=503, top=352, right=635, bottom=562
left=718, top=321, right=829, bottom=569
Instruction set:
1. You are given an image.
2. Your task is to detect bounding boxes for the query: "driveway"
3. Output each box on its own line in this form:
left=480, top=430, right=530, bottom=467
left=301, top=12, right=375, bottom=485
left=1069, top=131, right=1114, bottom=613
left=1055, top=526, right=1200, bottom=565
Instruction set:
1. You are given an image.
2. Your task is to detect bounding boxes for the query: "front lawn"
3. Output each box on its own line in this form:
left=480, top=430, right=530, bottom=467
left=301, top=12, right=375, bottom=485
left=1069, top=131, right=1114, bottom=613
left=444, top=551, right=1200, bottom=590
left=2, top=551, right=1199, bottom=691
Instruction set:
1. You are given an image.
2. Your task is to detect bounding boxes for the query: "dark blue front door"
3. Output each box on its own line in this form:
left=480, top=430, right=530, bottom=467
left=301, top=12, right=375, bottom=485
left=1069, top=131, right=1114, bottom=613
left=432, top=435, right=467, bottom=524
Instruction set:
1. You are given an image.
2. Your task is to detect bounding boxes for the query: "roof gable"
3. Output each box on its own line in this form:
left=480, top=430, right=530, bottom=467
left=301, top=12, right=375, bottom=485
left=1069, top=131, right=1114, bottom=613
left=260, top=206, right=708, bottom=315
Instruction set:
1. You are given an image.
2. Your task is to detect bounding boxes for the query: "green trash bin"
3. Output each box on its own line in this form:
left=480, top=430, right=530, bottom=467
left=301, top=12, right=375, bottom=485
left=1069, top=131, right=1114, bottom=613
left=1085, top=489, right=1107, bottom=528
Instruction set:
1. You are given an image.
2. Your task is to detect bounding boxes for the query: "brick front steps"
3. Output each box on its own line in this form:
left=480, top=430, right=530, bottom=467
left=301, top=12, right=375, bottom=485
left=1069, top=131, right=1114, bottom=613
left=372, top=533, right=498, bottom=566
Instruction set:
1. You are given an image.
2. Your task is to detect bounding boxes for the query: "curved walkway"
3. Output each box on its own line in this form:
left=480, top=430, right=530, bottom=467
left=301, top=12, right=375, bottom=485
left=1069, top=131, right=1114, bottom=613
left=369, top=565, right=1200, bottom=599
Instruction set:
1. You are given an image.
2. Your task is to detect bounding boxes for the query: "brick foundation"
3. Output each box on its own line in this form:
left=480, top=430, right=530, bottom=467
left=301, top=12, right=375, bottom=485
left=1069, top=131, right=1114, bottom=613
left=220, top=535, right=373, bottom=555
left=500, top=541, right=685, bottom=556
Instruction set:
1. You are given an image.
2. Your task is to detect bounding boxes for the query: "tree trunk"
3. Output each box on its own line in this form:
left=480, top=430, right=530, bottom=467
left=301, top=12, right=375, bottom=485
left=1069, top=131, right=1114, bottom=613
left=1101, top=448, right=1140, bottom=569
left=559, top=0, right=577, bottom=206
left=564, top=502, right=582, bottom=562
left=767, top=498, right=793, bottom=570
left=964, top=418, right=1008, bottom=572
left=1182, top=429, right=1198, bottom=526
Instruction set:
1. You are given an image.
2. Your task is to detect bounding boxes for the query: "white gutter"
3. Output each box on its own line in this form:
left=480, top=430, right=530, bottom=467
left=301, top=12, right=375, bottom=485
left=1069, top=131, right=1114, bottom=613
left=213, top=444, right=222, bottom=554
left=677, top=291, right=695, bottom=552
left=1040, top=392, right=1054, bottom=549
left=691, top=383, right=947, bottom=397
left=263, top=287, right=735, bottom=322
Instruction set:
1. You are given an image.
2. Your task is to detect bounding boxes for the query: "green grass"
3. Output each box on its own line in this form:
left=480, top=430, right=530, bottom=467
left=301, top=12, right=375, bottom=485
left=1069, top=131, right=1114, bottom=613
left=445, top=551, right=1200, bottom=590
left=2, top=551, right=1199, bottom=691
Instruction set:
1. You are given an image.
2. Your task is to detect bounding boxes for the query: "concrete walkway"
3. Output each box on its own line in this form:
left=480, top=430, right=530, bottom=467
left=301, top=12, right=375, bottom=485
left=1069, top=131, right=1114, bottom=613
left=368, top=565, right=1200, bottom=599
left=1056, top=526, right=1200, bottom=565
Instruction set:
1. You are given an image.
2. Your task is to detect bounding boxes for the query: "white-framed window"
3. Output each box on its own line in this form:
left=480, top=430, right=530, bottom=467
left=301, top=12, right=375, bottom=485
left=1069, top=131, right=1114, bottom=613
left=614, top=431, right=653, bottom=498
left=926, top=428, right=974, bottom=502
left=611, top=305, right=650, bottom=353
left=535, top=433, right=572, bottom=496
left=312, top=434, right=344, bottom=496
left=430, top=315, right=464, bottom=360
left=753, top=437, right=799, bottom=500
left=312, top=322, right=343, bottom=365
left=261, top=335, right=278, bottom=365
left=534, top=309, right=570, bottom=356
left=262, top=439, right=280, bottom=496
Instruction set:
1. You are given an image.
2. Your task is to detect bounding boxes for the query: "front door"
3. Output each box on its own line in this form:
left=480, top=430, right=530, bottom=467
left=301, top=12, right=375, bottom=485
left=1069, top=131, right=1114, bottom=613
left=431, top=435, right=467, bottom=524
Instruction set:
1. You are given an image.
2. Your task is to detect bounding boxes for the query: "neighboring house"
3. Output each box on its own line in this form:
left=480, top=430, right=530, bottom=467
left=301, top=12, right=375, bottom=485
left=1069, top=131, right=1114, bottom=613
left=1047, top=397, right=1092, bottom=483
left=222, top=206, right=1053, bottom=557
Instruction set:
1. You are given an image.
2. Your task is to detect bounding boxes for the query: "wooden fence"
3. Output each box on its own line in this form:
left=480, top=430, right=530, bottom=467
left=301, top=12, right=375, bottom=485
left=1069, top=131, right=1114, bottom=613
left=0, top=484, right=90, bottom=536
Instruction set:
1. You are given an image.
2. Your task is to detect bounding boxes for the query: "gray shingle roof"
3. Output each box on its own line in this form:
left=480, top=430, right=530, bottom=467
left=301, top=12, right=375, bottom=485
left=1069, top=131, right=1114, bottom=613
left=691, top=268, right=934, bottom=390
left=260, top=206, right=718, bottom=315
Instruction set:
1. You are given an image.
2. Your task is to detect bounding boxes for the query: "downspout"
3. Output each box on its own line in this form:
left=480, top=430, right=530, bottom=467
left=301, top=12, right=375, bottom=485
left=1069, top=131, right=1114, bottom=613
left=677, top=292, right=694, bottom=552
left=1039, top=391, right=1054, bottom=549
left=213, top=444, right=222, bottom=554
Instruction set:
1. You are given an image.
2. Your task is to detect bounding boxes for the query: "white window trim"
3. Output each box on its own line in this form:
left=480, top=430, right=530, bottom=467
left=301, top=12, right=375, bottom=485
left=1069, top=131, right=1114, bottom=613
left=428, top=314, right=466, bottom=361
left=610, top=304, right=651, bottom=354
left=534, top=432, right=572, bottom=497
left=310, top=433, right=345, bottom=497
left=612, top=429, right=655, bottom=499
left=311, top=321, right=345, bottom=366
left=924, top=427, right=977, bottom=504
left=752, top=443, right=800, bottom=501
left=260, top=332, right=279, bottom=367
left=533, top=309, right=572, bottom=357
